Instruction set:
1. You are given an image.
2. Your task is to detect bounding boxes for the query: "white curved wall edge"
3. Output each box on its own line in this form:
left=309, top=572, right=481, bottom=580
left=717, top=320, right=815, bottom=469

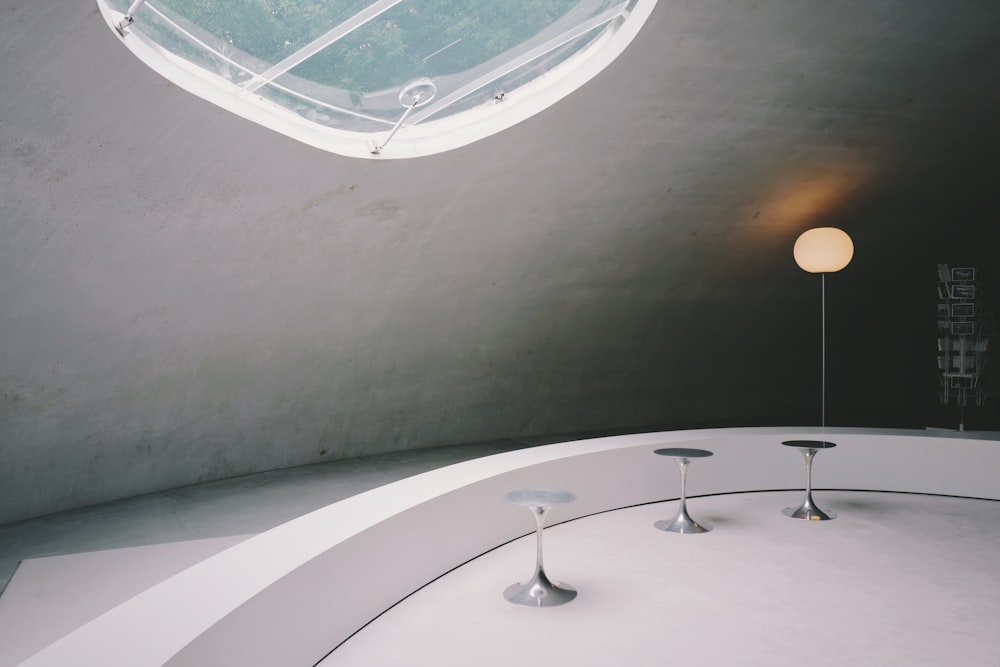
left=19, top=427, right=1000, bottom=666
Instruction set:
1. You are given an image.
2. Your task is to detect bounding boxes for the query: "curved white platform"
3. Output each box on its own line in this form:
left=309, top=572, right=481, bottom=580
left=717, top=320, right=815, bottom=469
left=324, top=491, right=1000, bottom=667
left=18, top=427, right=1000, bottom=666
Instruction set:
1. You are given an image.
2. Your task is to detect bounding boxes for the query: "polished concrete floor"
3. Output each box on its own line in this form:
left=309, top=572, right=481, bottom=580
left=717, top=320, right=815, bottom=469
left=17, top=439, right=594, bottom=578
left=0, top=438, right=574, bottom=590
left=3, top=436, right=998, bottom=666
left=1, top=437, right=575, bottom=666
left=324, top=491, right=1000, bottom=667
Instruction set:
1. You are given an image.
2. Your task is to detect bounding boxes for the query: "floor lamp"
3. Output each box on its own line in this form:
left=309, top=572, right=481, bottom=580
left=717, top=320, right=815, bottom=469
left=794, top=227, right=855, bottom=427
left=783, top=227, right=854, bottom=521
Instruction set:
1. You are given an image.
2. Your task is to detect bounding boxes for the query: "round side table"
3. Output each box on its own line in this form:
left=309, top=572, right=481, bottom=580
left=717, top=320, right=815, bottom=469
left=503, top=488, right=577, bottom=607
left=781, top=440, right=837, bottom=521
left=653, top=448, right=714, bottom=534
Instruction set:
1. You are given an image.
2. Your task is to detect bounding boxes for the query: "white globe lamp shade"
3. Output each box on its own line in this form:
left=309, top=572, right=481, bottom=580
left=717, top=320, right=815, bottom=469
left=793, top=227, right=854, bottom=273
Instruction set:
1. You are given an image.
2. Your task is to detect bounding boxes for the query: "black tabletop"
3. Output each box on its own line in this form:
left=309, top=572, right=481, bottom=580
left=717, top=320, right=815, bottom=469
left=654, top=447, right=714, bottom=458
left=781, top=440, right=837, bottom=449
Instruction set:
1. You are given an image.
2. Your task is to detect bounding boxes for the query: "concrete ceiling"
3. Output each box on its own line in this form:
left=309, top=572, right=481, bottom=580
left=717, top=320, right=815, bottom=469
left=2, top=0, right=999, bottom=523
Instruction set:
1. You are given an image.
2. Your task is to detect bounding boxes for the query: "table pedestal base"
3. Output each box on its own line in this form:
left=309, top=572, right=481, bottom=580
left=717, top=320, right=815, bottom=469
left=503, top=488, right=577, bottom=607
left=781, top=440, right=837, bottom=521
left=654, top=507, right=712, bottom=534
left=652, top=448, right=714, bottom=535
left=503, top=568, right=577, bottom=607
left=783, top=494, right=837, bottom=521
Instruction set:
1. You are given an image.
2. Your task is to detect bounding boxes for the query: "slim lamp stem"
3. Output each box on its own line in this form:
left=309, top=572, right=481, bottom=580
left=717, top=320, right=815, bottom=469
left=794, top=226, right=851, bottom=433
left=821, top=272, right=826, bottom=430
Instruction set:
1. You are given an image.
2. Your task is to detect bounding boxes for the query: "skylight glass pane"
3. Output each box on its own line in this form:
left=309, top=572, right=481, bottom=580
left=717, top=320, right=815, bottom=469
left=132, top=2, right=258, bottom=85
left=154, top=0, right=376, bottom=64
left=99, top=0, right=655, bottom=157
left=423, top=26, right=605, bottom=120
left=281, top=0, right=624, bottom=126
left=258, top=83, right=396, bottom=133
left=288, top=0, right=580, bottom=93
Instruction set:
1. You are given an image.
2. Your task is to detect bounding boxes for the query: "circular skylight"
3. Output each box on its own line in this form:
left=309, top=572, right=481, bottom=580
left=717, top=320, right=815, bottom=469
left=98, top=0, right=656, bottom=158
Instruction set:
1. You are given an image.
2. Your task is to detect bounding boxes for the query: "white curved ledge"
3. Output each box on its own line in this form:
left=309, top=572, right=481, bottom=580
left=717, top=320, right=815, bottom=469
left=19, top=427, right=1000, bottom=666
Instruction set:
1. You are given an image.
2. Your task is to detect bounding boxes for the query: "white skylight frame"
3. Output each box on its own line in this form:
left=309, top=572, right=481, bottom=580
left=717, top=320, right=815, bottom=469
left=97, top=0, right=657, bottom=159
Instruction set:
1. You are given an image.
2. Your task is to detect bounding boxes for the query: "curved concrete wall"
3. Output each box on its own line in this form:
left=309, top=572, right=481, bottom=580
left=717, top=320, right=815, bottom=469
left=2, top=0, right=1000, bottom=524
left=19, top=428, right=1000, bottom=666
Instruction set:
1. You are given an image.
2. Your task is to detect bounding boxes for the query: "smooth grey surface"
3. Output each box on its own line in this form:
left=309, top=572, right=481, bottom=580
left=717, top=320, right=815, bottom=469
left=0, top=438, right=560, bottom=595
left=2, top=0, right=1000, bottom=523
left=0, top=534, right=251, bottom=667
left=324, top=492, right=1000, bottom=667
left=7, top=427, right=1000, bottom=666
left=505, top=488, right=577, bottom=508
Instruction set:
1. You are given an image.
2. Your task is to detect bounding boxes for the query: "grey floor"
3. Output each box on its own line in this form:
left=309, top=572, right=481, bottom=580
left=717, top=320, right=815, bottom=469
left=0, top=435, right=579, bottom=596
left=3, top=436, right=999, bottom=667
left=1, top=435, right=591, bottom=666
left=325, top=491, right=1000, bottom=667
left=3, top=426, right=988, bottom=594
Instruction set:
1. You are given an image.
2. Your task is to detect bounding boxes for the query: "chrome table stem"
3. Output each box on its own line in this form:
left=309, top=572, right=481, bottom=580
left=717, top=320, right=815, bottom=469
left=782, top=440, right=837, bottom=520
left=503, top=488, right=577, bottom=607
left=653, top=448, right=713, bottom=534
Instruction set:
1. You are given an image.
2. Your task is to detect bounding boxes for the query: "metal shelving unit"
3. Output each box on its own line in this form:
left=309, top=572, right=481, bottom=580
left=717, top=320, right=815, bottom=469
left=936, top=264, right=991, bottom=429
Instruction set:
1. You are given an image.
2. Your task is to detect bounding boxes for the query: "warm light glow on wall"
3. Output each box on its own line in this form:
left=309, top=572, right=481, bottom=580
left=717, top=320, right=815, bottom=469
left=766, top=173, right=862, bottom=230
left=793, top=227, right=854, bottom=273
